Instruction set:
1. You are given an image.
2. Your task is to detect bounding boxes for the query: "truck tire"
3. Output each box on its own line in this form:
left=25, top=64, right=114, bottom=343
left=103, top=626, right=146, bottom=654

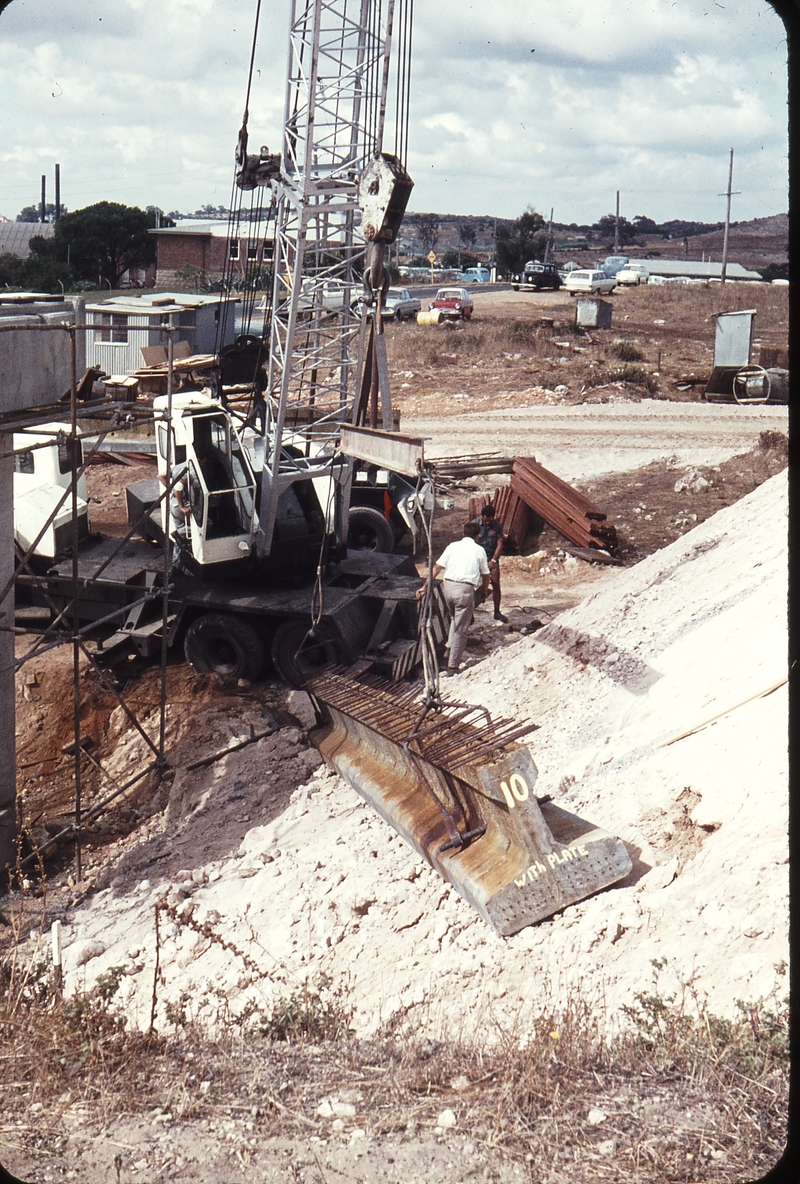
left=270, top=619, right=343, bottom=687
left=348, top=505, right=395, bottom=553
left=184, top=613, right=265, bottom=681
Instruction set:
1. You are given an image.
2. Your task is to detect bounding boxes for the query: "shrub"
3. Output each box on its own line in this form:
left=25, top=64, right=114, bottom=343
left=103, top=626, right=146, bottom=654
left=610, top=341, right=645, bottom=362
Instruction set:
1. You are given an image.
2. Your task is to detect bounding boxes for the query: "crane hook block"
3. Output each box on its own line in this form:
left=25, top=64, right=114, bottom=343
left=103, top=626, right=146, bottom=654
left=235, top=123, right=282, bottom=191
left=358, top=154, right=414, bottom=244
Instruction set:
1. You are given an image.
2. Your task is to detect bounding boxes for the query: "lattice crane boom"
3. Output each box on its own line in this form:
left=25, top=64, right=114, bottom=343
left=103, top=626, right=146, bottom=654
left=239, top=0, right=413, bottom=556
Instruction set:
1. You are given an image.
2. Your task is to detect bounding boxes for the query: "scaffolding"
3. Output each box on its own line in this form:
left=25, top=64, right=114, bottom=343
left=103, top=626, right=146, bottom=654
left=1, top=316, right=191, bottom=883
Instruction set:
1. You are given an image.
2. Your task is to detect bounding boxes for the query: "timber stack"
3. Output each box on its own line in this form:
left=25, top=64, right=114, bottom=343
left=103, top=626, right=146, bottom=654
left=469, top=484, right=533, bottom=553
left=510, top=457, right=617, bottom=555
left=430, top=453, right=515, bottom=486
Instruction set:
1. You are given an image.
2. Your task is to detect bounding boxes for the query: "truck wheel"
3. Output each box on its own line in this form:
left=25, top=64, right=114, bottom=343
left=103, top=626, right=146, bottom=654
left=270, top=619, right=342, bottom=687
left=348, top=506, right=395, bottom=553
left=184, top=613, right=265, bottom=681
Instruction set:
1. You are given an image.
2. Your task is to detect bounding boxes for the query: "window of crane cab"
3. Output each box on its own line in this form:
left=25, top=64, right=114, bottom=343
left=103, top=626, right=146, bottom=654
left=157, top=425, right=186, bottom=467
left=190, top=414, right=230, bottom=459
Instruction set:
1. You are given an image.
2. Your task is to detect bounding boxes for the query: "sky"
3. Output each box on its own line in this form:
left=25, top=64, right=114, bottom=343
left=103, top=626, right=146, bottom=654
left=0, top=0, right=789, bottom=226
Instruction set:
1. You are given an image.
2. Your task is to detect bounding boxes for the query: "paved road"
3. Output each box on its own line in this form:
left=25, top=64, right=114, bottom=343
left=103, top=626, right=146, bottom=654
left=402, top=401, right=789, bottom=482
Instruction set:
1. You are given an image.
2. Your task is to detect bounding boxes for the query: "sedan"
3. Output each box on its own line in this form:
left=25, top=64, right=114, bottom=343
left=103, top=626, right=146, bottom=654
left=383, top=287, right=421, bottom=320
left=563, top=270, right=616, bottom=296
left=616, top=264, right=650, bottom=286
left=351, top=286, right=421, bottom=320
left=430, top=286, right=474, bottom=320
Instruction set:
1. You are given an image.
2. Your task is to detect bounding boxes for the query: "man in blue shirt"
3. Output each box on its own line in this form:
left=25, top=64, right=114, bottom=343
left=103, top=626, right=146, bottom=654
left=473, top=504, right=508, bottom=623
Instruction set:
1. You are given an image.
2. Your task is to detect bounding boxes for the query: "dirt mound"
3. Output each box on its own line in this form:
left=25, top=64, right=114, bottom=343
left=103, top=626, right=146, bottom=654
left=46, top=470, right=786, bottom=1043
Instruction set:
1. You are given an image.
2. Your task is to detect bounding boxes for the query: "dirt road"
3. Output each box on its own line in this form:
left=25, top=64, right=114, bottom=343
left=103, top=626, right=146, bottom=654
left=403, top=400, right=789, bottom=482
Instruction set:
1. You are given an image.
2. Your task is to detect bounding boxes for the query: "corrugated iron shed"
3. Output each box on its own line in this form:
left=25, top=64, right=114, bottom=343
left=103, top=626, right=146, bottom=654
left=0, top=222, right=55, bottom=259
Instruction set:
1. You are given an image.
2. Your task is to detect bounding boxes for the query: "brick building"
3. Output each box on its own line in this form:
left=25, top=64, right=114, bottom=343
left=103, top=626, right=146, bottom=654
left=151, top=220, right=274, bottom=289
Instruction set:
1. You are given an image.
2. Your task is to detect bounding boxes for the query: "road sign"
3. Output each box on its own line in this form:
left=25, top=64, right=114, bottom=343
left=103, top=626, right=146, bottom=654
left=427, top=251, right=436, bottom=264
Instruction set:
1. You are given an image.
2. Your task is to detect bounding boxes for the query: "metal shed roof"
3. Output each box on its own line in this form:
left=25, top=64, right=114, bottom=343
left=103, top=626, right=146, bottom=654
left=85, top=292, right=236, bottom=315
left=628, top=258, right=762, bottom=280
left=150, top=220, right=234, bottom=238
left=0, top=221, right=55, bottom=259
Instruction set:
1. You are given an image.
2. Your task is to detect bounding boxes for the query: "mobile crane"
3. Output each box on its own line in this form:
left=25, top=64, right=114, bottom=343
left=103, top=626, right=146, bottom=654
left=14, top=0, right=632, bottom=934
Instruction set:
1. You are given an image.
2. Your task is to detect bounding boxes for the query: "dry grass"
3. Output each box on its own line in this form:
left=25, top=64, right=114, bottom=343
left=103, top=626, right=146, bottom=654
left=1, top=877, right=788, bottom=1182
left=383, top=282, right=788, bottom=417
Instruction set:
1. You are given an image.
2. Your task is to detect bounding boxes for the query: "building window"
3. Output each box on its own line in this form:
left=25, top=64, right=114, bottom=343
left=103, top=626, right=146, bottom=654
left=229, top=240, right=240, bottom=261
left=247, top=240, right=258, bottom=261
left=95, top=313, right=128, bottom=343
left=262, top=241, right=274, bottom=262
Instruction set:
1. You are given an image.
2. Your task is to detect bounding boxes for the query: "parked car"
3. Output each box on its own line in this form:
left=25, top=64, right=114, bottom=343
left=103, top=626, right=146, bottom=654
left=601, top=255, right=630, bottom=276
left=459, top=267, right=491, bottom=284
left=512, top=262, right=562, bottom=291
left=429, top=287, right=474, bottom=320
left=352, top=286, right=421, bottom=320
left=382, top=287, right=421, bottom=320
left=297, top=278, right=353, bottom=312
left=616, top=263, right=650, bottom=286
left=563, top=270, right=616, bottom=296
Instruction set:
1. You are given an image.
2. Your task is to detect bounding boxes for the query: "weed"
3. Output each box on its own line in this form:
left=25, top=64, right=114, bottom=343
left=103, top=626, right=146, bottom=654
left=505, top=319, right=541, bottom=346
left=250, top=973, right=355, bottom=1044
left=586, top=363, right=658, bottom=392
left=757, top=429, right=788, bottom=456
left=610, top=340, right=645, bottom=362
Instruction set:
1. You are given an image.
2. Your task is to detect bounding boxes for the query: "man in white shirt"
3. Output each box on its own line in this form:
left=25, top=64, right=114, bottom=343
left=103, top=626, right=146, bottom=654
left=416, top=521, right=490, bottom=674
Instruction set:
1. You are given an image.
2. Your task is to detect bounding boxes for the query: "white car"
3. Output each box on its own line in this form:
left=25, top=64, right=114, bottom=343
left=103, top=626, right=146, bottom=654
left=616, top=264, right=650, bottom=286
left=563, top=270, right=616, bottom=296
left=297, top=278, right=353, bottom=312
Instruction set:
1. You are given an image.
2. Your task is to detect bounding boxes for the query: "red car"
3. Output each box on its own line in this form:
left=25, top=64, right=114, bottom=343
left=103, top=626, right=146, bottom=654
left=430, top=286, right=474, bottom=320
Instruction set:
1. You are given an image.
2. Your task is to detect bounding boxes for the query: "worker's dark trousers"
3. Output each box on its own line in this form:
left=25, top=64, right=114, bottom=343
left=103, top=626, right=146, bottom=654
left=443, top=579, right=476, bottom=668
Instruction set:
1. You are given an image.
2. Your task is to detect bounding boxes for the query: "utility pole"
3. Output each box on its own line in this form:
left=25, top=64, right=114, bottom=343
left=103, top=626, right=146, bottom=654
left=719, top=148, right=739, bottom=286
left=544, top=207, right=553, bottom=263
left=40, top=175, right=46, bottom=223
left=54, top=163, right=60, bottom=224
left=613, top=190, right=620, bottom=253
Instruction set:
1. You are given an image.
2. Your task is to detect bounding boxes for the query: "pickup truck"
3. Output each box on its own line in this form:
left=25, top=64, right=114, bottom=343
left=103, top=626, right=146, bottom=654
left=429, top=287, right=474, bottom=320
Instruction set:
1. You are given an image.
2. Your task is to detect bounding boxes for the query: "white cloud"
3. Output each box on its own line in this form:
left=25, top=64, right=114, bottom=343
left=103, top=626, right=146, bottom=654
left=0, top=0, right=788, bottom=223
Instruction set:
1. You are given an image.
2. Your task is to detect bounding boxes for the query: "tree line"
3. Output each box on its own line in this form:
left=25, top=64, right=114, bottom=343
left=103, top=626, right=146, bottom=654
left=2, top=202, right=173, bottom=292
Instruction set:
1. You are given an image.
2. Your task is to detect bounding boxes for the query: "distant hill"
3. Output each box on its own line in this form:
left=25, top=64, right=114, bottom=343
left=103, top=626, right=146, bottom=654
left=401, top=212, right=788, bottom=270
left=657, top=214, right=788, bottom=269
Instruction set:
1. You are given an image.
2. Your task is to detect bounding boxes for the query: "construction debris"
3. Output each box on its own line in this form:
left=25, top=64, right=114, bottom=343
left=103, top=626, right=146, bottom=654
left=511, top=457, right=618, bottom=555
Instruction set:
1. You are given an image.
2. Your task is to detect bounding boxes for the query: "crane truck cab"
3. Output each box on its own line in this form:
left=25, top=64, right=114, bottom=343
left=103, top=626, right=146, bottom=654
left=152, top=393, right=258, bottom=568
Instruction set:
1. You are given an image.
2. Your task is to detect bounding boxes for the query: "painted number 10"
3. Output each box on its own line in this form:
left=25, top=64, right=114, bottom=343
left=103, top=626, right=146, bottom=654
left=499, top=774, right=529, bottom=810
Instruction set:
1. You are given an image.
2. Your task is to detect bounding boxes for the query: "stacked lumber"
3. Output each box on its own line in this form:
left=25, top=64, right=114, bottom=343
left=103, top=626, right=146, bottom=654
left=429, top=453, right=515, bottom=485
left=511, top=457, right=617, bottom=554
left=468, top=484, right=533, bottom=554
